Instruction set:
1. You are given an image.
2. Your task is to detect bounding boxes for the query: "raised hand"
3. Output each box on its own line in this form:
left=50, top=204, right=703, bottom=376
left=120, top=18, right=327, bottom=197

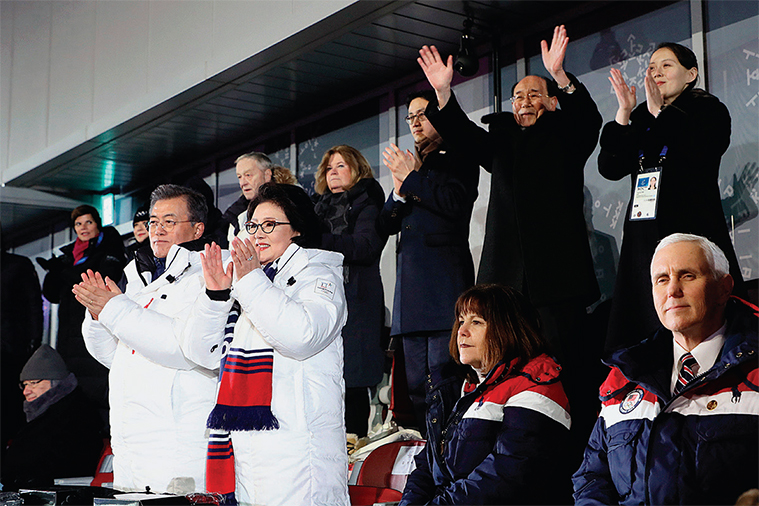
left=609, top=68, right=637, bottom=125
left=231, top=236, right=261, bottom=281
left=541, top=25, right=570, bottom=86
left=418, top=45, right=454, bottom=108
left=644, top=71, right=664, bottom=117
left=200, top=242, right=233, bottom=291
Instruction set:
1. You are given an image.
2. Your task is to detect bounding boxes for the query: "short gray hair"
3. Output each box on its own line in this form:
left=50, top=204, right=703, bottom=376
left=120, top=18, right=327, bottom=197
left=150, top=184, right=208, bottom=225
left=235, top=152, right=274, bottom=172
left=652, top=233, right=730, bottom=280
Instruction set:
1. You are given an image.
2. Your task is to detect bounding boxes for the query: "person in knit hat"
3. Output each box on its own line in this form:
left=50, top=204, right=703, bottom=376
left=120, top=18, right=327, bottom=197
left=1, top=345, right=103, bottom=490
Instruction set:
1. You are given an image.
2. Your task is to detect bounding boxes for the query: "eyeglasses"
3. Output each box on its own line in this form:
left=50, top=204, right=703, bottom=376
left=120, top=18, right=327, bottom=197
left=510, top=92, right=545, bottom=104
left=148, top=219, right=194, bottom=232
left=19, top=379, right=43, bottom=390
left=244, top=221, right=291, bottom=234
left=405, top=112, right=427, bottom=125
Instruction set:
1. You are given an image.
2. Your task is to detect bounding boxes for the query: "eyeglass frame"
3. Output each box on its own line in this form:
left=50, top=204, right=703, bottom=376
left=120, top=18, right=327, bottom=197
left=244, top=220, right=292, bottom=234
left=509, top=92, right=546, bottom=104
left=19, top=379, right=44, bottom=390
left=147, top=219, right=195, bottom=232
left=404, top=112, right=427, bottom=125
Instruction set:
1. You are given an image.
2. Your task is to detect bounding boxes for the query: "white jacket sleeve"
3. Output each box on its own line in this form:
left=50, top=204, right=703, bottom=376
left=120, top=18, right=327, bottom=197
left=233, top=267, right=347, bottom=361
left=98, top=292, right=209, bottom=370
left=81, top=311, right=118, bottom=369
left=180, top=291, right=235, bottom=370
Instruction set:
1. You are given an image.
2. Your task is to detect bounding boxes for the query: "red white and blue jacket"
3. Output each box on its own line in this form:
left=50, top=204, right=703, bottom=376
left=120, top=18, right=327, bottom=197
left=400, top=354, right=571, bottom=505
left=573, top=297, right=759, bottom=505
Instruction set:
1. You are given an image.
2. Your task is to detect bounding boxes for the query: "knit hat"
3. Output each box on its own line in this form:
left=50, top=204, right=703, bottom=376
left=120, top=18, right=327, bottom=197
left=20, top=345, right=69, bottom=382
left=133, top=204, right=149, bottom=226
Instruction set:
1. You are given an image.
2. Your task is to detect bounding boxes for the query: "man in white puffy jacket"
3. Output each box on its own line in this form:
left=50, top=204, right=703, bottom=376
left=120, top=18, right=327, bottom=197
left=75, top=184, right=230, bottom=493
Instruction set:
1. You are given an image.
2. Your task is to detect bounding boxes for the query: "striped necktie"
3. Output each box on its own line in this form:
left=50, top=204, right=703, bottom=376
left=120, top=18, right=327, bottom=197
left=675, top=352, right=698, bottom=394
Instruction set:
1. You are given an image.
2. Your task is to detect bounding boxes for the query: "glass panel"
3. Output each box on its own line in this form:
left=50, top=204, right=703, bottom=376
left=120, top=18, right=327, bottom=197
left=298, top=115, right=380, bottom=196
left=706, top=0, right=759, bottom=281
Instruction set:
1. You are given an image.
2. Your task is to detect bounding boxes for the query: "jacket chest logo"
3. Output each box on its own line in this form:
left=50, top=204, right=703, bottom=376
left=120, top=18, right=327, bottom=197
left=620, top=388, right=644, bottom=414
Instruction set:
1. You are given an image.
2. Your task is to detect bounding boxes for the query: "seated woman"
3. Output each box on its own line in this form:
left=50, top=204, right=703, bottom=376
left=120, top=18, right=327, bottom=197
left=400, top=284, right=571, bottom=505
left=184, top=182, right=349, bottom=506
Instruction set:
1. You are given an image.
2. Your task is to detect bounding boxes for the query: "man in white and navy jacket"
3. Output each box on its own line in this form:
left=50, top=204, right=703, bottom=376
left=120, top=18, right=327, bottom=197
left=573, top=233, right=758, bottom=505
left=76, top=184, right=230, bottom=494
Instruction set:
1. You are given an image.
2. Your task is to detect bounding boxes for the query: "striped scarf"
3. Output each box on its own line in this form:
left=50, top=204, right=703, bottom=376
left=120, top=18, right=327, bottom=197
left=206, top=302, right=279, bottom=505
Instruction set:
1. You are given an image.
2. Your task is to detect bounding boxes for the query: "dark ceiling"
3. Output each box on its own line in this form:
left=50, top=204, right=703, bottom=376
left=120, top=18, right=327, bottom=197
left=2, top=0, right=671, bottom=248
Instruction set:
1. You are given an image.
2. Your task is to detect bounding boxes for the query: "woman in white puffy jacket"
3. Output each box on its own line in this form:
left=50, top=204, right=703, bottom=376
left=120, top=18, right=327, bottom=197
left=184, top=182, right=349, bottom=506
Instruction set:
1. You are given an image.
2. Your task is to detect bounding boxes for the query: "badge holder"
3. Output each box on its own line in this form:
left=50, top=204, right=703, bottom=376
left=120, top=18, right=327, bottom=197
left=630, top=147, right=666, bottom=221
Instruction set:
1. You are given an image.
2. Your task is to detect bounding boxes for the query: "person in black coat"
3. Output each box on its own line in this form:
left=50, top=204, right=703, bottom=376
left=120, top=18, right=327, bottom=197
left=600, top=42, right=745, bottom=354
left=379, top=90, right=479, bottom=433
left=38, top=205, right=126, bottom=426
left=417, top=25, right=601, bottom=465
left=314, top=145, right=388, bottom=437
left=2, top=345, right=103, bottom=490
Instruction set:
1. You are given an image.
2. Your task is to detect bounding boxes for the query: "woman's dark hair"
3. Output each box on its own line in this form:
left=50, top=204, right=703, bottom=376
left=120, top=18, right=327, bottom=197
left=655, top=42, right=699, bottom=91
left=247, top=182, right=321, bottom=248
left=449, top=284, right=547, bottom=381
left=71, top=205, right=102, bottom=231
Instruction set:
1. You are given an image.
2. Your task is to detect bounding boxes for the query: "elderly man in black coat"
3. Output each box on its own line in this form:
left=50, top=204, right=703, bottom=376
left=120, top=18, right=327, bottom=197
left=418, top=25, right=602, bottom=464
left=379, top=90, right=479, bottom=434
left=2, top=345, right=103, bottom=490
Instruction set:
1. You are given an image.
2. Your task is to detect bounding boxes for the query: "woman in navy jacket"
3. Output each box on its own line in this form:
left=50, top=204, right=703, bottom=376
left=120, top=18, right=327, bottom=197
left=400, top=284, right=571, bottom=505
left=314, top=145, right=388, bottom=437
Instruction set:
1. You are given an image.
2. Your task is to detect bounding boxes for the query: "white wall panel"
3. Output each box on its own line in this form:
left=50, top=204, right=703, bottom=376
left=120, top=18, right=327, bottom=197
left=2, top=0, right=354, bottom=185
left=147, top=1, right=213, bottom=94
left=92, top=1, right=150, bottom=123
left=7, top=2, right=52, bottom=170
left=48, top=1, right=96, bottom=148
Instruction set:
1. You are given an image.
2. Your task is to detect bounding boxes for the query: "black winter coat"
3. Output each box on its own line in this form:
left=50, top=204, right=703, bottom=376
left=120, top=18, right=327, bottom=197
left=426, top=79, right=601, bottom=308
left=378, top=144, right=478, bottom=336
left=41, top=227, right=126, bottom=403
left=1, top=386, right=103, bottom=489
left=599, top=88, right=743, bottom=351
left=315, top=178, right=388, bottom=388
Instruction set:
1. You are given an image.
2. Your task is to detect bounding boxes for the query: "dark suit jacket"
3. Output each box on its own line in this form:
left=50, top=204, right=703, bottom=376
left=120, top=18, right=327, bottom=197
left=378, top=145, right=478, bottom=336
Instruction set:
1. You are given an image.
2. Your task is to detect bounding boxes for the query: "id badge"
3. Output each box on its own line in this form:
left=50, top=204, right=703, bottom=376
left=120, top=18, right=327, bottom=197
left=630, top=168, right=661, bottom=221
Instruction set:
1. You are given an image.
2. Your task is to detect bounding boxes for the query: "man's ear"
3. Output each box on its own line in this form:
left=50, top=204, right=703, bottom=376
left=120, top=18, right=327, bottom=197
left=194, top=222, right=205, bottom=239
left=264, top=168, right=273, bottom=183
left=547, top=96, right=558, bottom=111
left=717, top=274, right=734, bottom=304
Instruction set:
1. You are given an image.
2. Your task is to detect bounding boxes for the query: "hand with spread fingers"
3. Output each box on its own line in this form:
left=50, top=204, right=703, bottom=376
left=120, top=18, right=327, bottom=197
left=231, top=236, right=260, bottom=281
left=541, top=25, right=570, bottom=86
left=609, top=67, right=637, bottom=125
left=417, top=44, right=454, bottom=108
left=200, top=242, right=233, bottom=291
left=73, top=269, right=122, bottom=319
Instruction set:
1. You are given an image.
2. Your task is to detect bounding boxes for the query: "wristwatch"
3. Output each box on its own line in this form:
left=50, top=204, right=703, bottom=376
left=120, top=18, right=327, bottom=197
left=558, top=81, right=576, bottom=94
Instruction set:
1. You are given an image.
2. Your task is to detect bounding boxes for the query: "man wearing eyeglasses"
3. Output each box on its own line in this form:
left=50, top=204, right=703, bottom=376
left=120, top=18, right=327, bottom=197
left=418, top=25, right=602, bottom=469
left=379, top=89, right=479, bottom=435
left=76, top=184, right=230, bottom=494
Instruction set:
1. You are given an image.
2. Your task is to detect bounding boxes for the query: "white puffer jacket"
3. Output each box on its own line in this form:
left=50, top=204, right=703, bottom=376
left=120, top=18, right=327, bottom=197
left=82, top=244, right=230, bottom=493
left=184, top=243, right=349, bottom=506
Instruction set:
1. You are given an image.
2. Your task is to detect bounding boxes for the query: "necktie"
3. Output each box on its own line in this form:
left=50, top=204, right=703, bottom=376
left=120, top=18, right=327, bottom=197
left=154, top=257, right=166, bottom=278
left=263, top=262, right=277, bottom=281
left=675, top=352, right=698, bottom=394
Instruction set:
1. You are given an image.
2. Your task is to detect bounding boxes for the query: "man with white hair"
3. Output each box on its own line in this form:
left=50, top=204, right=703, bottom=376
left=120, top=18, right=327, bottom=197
left=573, top=233, right=758, bottom=505
left=222, top=152, right=273, bottom=242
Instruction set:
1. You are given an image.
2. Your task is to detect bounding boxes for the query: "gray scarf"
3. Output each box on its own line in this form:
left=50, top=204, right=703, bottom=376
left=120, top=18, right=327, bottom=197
left=23, top=372, right=78, bottom=422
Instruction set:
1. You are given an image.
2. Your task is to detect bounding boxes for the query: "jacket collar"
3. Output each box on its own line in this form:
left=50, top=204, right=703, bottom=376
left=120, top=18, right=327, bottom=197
left=605, top=297, right=758, bottom=399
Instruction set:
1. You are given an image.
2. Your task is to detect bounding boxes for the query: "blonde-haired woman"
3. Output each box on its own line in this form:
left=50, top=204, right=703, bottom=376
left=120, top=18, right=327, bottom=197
left=314, top=145, right=387, bottom=437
